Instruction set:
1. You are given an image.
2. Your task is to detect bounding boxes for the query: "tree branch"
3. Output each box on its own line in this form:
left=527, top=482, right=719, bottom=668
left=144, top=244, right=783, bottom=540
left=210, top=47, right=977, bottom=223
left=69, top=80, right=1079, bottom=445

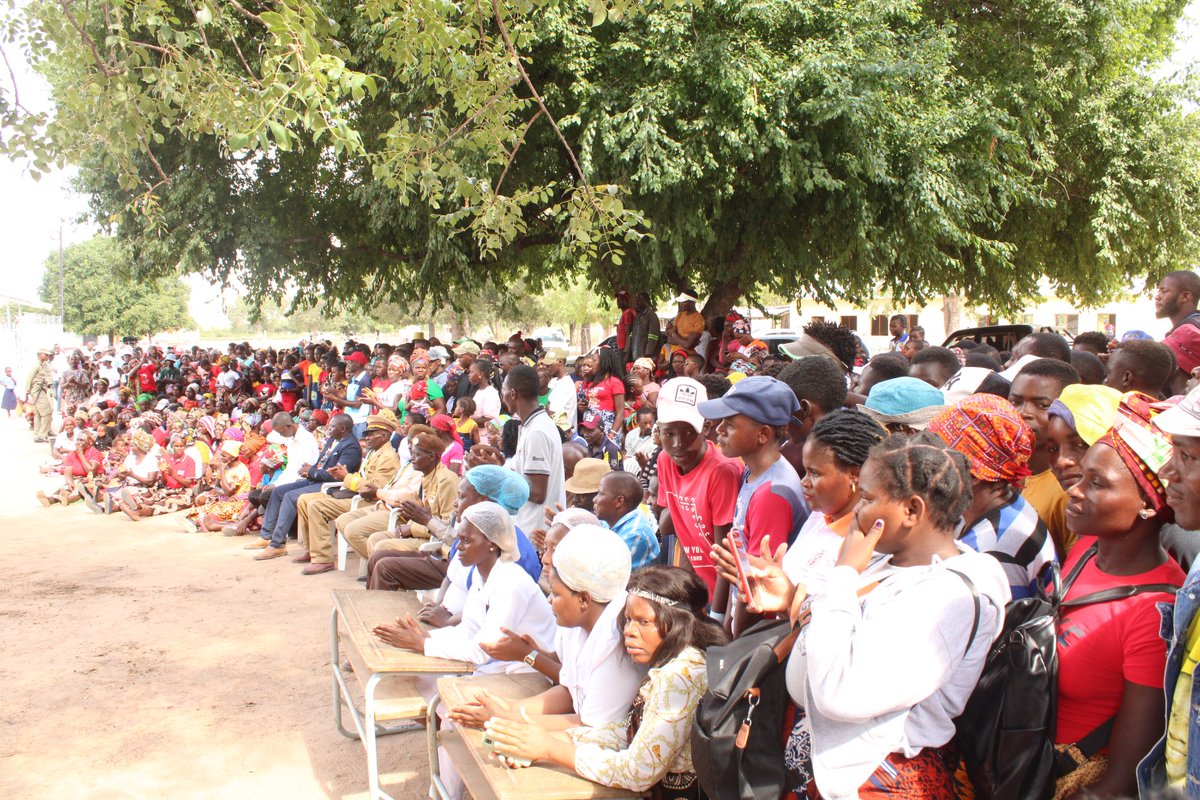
left=491, top=0, right=589, bottom=192
left=0, top=44, right=28, bottom=112
left=496, top=107, right=542, bottom=193
left=58, top=0, right=114, bottom=76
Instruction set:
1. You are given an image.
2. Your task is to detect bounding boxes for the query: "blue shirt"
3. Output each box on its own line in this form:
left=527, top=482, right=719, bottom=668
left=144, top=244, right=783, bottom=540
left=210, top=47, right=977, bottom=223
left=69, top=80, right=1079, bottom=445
left=461, top=524, right=542, bottom=588
left=604, top=508, right=660, bottom=570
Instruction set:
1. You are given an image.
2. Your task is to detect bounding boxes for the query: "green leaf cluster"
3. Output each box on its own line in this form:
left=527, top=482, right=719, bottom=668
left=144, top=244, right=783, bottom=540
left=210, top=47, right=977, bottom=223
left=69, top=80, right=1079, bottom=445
left=4, top=0, right=1199, bottom=317
left=38, top=235, right=193, bottom=339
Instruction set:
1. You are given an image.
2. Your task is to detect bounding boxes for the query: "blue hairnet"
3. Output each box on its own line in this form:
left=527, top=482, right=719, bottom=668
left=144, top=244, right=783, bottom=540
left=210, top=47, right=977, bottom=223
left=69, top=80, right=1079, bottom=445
left=465, top=465, right=530, bottom=515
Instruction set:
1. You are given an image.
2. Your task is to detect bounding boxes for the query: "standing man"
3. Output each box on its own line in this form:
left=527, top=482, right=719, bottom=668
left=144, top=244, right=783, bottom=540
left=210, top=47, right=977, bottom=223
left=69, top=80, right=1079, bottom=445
left=50, top=345, right=68, bottom=411
left=328, top=351, right=372, bottom=438
left=1154, top=270, right=1200, bottom=334
left=663, top=291, right=705, bottom=356
left=615, top=290, right=636, bottom=353
left=25, top=348, right=55, bottom=443
left=504, top=364, right=565, bottom=536
left=888, top=314, right=910, bottom=352
left=540, top=348, right=577, bottom=433
left=625, top=291, right=663, bottom=365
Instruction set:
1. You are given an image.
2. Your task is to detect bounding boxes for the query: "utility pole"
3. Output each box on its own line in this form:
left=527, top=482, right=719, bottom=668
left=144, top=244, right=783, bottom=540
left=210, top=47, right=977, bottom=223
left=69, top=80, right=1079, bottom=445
left=57, top=222, right=64, bottom=322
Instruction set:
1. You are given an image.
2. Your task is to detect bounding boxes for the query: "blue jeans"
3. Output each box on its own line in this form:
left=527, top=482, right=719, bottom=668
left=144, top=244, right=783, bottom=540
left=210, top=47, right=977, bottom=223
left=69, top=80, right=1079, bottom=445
left=259, top=478, right=323, bottom=548
left=352, top=422, right=367, bottom=440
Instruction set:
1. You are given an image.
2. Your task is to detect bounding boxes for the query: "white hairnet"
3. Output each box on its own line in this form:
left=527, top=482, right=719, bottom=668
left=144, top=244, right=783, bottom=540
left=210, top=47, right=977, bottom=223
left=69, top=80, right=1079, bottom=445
left=460, top=500, right=518, bottom=562
left=550, top=507, right=600, bottom=530
left=552, top=525, right=632, bottom=603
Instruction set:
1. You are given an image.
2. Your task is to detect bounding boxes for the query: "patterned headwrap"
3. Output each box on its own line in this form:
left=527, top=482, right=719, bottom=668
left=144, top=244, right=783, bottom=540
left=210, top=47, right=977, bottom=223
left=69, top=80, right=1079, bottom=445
left=388, top=354, right=409, bottom=372
left=1096, top=391, right=1174, bottom=518
left=730, top=317, right=751, bottom=336
left=430, top=413, right=462, bottom=445
left=243, top=431, right=268, bottom=455
left=410, top=351, right=430, bottom=370
left=223, top=427, right=245, bottom=443
left=929, top=394, right=1034, bottom=486
left=311, top=409, right=329, bottom=426
left=951, top=347, right=968, bottom=367
left=141, top=411, right=163, bottom=428
left=197, top=416, right=216, bottom=440
left=130, top=429, right=155, bottom=453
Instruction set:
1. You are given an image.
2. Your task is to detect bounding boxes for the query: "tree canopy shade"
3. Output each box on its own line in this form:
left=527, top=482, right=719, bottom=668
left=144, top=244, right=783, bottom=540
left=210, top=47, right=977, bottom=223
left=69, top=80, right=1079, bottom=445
left=4, top=0, right=1199, bottom=316
left=39, top=236, right=193, bottom=340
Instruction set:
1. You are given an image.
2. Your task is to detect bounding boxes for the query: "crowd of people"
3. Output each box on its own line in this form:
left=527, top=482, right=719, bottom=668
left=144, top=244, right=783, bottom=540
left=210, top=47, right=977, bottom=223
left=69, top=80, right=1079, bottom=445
left=17, top=271, right=1200, bottom=799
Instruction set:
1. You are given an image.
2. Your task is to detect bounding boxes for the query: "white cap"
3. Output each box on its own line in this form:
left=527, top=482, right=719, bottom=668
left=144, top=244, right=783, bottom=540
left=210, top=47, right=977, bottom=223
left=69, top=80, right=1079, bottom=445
left=656, top=377, right=707, bottom=433
left=998, top=354, right=1042, bottom=383
left=672, top=292, right=699, bottom=304
left=1155, top=384, right=1200, bottom=438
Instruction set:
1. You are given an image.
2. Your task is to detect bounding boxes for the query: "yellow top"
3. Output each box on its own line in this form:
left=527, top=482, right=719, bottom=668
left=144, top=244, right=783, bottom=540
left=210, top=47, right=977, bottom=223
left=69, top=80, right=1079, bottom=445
left=1021, top=469, right=1073, bottom=559
left=1166, top=611, right=1200, bottom=787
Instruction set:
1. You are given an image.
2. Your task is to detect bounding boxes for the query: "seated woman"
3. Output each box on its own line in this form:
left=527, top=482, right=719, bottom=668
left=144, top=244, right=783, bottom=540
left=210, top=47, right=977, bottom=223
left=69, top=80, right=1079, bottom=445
left=430, top=413, right=465, bottom=475
left=371, top=500, right=556, bottom=674
left=450, top=525, right=644, bottom=731
left=116, top=433, right=199, bottom=521
left=184, top=439, right=253, bottom=532
left=733, top=433, right=1010, bottom=798
left=82, top=428, right=161, bottom=514
left=1054, top=392, right=1185, bottom=799
left=37, top=428, right=103, bottom=507
left=486, top=565, right=725, bottom=799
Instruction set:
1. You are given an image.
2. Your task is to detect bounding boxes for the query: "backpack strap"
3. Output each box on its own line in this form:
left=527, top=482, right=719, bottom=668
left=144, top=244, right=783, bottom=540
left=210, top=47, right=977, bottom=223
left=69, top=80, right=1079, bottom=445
left=1053, top=716, right=1117, bottom=776
left=1060, top=583, right=1180, bottom=610
left=1059, top=542, right=1098, bottom=600
left=947, top=570, right=982, bottom=660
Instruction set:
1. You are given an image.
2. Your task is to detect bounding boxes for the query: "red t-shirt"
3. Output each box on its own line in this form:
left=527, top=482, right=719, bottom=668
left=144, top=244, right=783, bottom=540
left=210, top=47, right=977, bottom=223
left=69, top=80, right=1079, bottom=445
left=586, top=376, right=625, bottom=413
left=137, top=363, right=157, bottom=393
left=280, top=389, right=300, bottom=412
left=161, top=452, right=198, bottom=489
left=617, top=308, right=637, bottom=350
left=1055, top=536, right=1183, bottom=747
left=60, top=447, right=102, bottom=477
left=656, top=444, right=742, bottom=598
left=151, top=428, right=168, bottom=448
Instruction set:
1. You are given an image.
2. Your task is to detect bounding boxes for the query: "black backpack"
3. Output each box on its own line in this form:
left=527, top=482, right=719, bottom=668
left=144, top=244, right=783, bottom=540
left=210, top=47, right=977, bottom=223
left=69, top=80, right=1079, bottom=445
left=690, top=617, right=799, bottom=800
left=952, top=545, right=1179, bottom=800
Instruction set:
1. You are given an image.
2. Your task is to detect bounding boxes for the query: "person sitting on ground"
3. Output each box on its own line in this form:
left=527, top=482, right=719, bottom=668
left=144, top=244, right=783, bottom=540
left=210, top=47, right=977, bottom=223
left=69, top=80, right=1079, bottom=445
left=776, top=355, right=848, bottom=477
left=451, top=526, right=644, bottom=739
left=292, top=414, right=401, bottom=575
left=908, top=346, right=962, bottom=391
left=593, top=470, right=660, bottom=569
left=116, top=433, right=198, bottom=521
left=929, top=394, right=1058, bottom=599
left=185, top=439, right=254, bottom=531
left=1106, top=339, right=1176, bottom=398
left=37, top=428, right=102, bottom=507
left=371, top=500, right=557, bottom=674
left=84, top=427, right=161, bottom=514
left=740, top=433, right=1009, bottom=798
left=1054, top=392, right=1184, bottom=798
left=486, top=565, right=727, bottom=799
left=1010, top=358, right=1082, bottom=559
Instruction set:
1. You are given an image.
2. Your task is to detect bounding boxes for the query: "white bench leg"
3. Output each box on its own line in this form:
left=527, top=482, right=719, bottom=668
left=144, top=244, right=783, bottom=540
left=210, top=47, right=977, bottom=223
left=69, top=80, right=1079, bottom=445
left=337, top=524, right=348, bottom=571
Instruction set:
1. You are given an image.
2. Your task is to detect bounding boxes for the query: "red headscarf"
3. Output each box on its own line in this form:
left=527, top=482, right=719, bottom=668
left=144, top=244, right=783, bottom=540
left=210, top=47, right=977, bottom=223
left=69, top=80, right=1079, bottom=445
left=1096, top=391, right=1174, bottom=519
left=430, top=413, right=462, bottom=445
left=929, top=394, right=1034, bottom=487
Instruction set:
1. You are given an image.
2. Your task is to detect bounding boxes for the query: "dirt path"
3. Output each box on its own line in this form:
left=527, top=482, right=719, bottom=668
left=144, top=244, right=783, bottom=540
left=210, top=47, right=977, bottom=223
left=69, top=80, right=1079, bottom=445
left=0, top=416, right=427, bottom=800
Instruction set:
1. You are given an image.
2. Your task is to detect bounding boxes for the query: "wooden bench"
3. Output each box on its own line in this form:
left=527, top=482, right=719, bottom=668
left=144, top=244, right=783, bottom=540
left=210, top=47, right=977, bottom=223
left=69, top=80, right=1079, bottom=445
left=331, top=588, right=473, bottom=800
left=428, top=672, right=643, bottom=800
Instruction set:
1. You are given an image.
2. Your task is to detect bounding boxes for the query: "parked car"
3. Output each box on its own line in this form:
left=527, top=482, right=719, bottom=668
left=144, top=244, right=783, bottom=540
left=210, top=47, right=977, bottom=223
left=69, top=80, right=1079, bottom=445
left=530, top=327, right=570, bottom=353
left=942, top=324, right=1034, bottom=352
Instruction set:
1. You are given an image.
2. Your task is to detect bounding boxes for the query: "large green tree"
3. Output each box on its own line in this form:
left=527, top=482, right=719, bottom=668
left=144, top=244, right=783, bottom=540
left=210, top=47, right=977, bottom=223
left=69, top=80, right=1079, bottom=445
left=5, top=0, right=1200, bottom=316
left=39, top=236, right=192, bottom=340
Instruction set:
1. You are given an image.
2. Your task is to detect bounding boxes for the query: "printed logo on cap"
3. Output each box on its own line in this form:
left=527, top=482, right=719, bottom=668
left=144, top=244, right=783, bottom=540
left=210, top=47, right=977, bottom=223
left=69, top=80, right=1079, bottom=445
left=673, top=383, right=698, bottom=407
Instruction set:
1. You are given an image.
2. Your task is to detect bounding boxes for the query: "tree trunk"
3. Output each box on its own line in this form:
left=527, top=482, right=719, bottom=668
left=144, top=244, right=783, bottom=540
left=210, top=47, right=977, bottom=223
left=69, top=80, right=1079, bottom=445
left=581, top=324, right=591, bottom=352
left=451, top=313, right=465, bottom=342
left=568, top=322, right=577, bottom=348
left=701, top=276, right=743, bottom=321
left=943, top=294, right=961, bottom=337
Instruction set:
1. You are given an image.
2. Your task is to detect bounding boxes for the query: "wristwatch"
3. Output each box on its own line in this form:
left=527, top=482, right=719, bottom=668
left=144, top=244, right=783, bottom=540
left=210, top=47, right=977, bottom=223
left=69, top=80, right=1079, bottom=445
left=522, top=650, right=538, bottom=668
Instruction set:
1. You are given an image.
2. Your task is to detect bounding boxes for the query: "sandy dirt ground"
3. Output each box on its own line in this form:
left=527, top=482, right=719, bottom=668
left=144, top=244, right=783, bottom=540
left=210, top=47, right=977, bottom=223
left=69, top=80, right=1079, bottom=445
left=0, top=415, right=428, bottom=800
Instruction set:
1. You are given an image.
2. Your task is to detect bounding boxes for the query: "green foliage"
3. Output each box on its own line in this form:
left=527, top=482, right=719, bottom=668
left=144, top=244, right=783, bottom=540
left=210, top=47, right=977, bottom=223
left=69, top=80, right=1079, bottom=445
left=39, top=236, right=192, bottom=338
left=4, top=0, right=1200, bottom=317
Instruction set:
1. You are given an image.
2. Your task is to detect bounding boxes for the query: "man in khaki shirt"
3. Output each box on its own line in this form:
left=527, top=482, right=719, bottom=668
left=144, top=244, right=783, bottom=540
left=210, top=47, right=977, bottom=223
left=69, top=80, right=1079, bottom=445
left=294, top=414, right=401, bottom=574
left=337, top=426, right=458, bottom=560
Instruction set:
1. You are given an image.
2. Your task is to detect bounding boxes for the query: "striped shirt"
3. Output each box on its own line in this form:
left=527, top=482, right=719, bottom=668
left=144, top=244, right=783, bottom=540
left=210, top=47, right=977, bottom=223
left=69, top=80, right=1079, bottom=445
left=606, top=508, right=661, bottom=570
left=958, top=492, right=1058, bottom=600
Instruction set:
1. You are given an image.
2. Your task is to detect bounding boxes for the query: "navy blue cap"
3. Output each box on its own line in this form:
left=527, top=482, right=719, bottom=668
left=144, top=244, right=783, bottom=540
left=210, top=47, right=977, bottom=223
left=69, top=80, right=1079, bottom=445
left=697, top=376, right=799, bottom=426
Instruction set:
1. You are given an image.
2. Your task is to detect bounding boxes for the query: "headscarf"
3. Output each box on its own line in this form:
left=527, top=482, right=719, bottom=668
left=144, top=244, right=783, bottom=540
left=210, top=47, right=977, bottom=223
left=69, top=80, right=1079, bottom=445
left=1047, top=384, right=1123, bottom=446
left=220, top=439, right=242, bottom=458
left=729, top=317, right=751, bottom=336
left=388, top=353, right=409, bottom=373
left=242, top=431, right=267, bottom=455
left=460, top=501, right=518, bottom=562
left=130, top=429, right=155, bottom=453
left=430, top=413, right=462, bottom=444
left=550, top=526, right=632, bottom=603
left=1096, top=391, right=1174, bottom=518
left=929, top=394, right=1034, bottom=486
left=223, top=427, right=245, bottom=443
left=197, top=416, right=217, bottom=440
left=141, top=411, right=163, bottom=428
left=464, top=465, right=530, bottom=515
left=311, top=409, right=329, bottom=426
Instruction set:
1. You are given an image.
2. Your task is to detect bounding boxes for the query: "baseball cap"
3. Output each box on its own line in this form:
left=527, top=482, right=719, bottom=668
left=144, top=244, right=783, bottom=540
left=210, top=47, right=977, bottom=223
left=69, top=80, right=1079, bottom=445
left=428, top=345, right=451, bottom=362
left=453, top=341, right=481, bottom=356
left=1165, top=325, right=1200, bottom=375
left=539, top=348, right=568, bottom=364
left=656, top=377, right=707, bottom=433
left=580, top=410, right=602, bottom=429
left=1154, top=384, right=1200, bottom=437
left=697, top=375, right=799, bottom=427
left=345, top=351, right=368, bottom=366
